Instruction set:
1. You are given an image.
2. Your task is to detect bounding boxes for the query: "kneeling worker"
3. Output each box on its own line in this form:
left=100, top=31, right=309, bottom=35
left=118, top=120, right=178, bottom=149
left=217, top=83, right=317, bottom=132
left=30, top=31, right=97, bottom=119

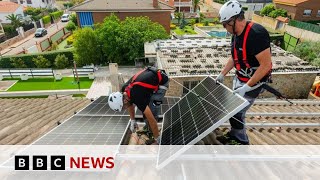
left=108, top=66, right=169, bottom=144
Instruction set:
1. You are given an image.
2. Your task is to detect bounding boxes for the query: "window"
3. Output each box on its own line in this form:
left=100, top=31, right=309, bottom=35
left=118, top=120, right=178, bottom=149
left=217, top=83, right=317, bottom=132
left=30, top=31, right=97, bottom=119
left=27, top=0, right=32, bottom=4
left=303, top=9, right=312, bottom=16
left=183, top=81, right=199, bottom=94
left=317, top=10, right=320, bottom=17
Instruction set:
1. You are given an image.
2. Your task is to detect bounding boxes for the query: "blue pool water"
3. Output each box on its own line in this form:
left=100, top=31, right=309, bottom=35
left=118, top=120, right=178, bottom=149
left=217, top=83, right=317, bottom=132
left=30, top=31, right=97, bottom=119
left=207, top=31, right=228, bottom=37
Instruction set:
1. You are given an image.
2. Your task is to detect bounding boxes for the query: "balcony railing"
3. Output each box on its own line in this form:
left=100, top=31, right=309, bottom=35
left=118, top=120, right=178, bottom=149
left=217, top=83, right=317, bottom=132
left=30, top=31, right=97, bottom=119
left=174, top=2, right=192, bottom=7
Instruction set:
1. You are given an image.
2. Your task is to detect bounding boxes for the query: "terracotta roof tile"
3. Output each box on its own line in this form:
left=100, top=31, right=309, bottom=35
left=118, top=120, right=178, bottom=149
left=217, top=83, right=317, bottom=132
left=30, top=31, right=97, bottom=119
left=0, top=2, right=20, bottom=13
left=70, top=0, right=175, bottom=12
left=274, top=0, right=309, bottom=6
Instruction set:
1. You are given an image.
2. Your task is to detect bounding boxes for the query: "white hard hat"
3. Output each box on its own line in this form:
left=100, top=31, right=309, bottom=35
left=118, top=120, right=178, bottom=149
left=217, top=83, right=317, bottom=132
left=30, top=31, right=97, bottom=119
left=219, top=0, right=243, bottom=23
left=108, top=92, right=123, bottom=112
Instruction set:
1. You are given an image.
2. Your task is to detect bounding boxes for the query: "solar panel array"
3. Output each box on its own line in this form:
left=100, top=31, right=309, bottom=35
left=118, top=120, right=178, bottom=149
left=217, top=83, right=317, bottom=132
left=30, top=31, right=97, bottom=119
left=33, top=96, right=181, bottom=145
left=34, top=96, right=130, bottom=145
left=157, top=76, right=249, bottom=169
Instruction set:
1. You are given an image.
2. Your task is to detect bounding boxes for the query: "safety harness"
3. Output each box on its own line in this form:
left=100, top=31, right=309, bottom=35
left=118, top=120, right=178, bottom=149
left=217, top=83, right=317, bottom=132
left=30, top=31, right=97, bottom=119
left=125, top=67, right=163, bottom=99
left=233, top=22, right=272, bottom=83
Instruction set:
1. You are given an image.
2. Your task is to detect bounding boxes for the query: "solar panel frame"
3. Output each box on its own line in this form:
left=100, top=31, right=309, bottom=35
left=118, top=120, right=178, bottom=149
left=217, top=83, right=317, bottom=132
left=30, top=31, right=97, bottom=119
left=157, top=76, right=250, bottom=169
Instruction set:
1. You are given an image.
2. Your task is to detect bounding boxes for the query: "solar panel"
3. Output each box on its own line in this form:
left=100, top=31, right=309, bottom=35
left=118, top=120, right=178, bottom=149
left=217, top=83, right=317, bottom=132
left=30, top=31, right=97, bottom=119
left=157, top=76, right=249, bottom=169
left=78, top=96, right=129, bottom=116
left=135, top=97, right=181, bottom=118
left=34, top=115, right=129, bottom=145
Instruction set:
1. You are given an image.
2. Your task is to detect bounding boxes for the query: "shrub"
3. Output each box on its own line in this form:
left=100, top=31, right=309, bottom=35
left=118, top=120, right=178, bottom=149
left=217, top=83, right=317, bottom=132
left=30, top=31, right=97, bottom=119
left=3, top=24, right=16, bottom=34
left=42, top=15, right=51, bottom=24
left=189, top=19, right=196, bottom=26
left=170, top=24, right=176, bottom=29
left=50, top=42, right=58, bottom=51
left=50, top=10, right=64, bottom=20
left=33, top=55, right=51, bottom=68
left=204, top=20, right=209, bottom=26
left=54, top=54, right=69, bottom=69
left=66, top=35, right=75, bottom=45
left=63, top=2, right=74, bottom=8
left=293, top=41, right=320, bottom=67
left=10, top=58, right=27, bottom=68
left=66, top=21, right=76, bottom=32
left=0, top=50, right=74, bottom=68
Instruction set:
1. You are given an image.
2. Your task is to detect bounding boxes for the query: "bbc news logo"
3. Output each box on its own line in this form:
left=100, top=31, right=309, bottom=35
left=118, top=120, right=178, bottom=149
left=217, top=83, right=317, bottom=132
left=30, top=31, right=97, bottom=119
left=15, top=155, right=114, bottom=170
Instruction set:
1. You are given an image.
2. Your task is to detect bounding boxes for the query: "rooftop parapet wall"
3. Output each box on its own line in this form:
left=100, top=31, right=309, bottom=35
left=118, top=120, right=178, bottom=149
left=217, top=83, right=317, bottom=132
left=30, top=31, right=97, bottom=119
left=166, top=72, right=317, bottom=99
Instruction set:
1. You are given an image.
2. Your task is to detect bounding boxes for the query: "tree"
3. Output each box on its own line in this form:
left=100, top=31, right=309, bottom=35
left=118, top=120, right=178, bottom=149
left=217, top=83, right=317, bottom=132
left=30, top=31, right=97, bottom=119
left=32, top=55, right=51, bottom=68
left=180, top=13, right=187, bottom=29
left=6, top=14, right=22, bottom=29
left=193, top=0, right=200, bottom=13
left=260, top=4, right=275, bottom=16
left=174, top=12, right=182, bottom=25
left=268, top=8, right=288, bottom=18
left=73, top=27, right=102, bottom=66
left=55, top=54, right=69, bottom=69
left=66, top=21, right=76, bottom=32
left=199, top=13, right=205, bottom=23
left=10, top=58, right=27, bottom=68
left=70, top=14, right=78, bottom=26
left=96, top=14, right=168, bottom=64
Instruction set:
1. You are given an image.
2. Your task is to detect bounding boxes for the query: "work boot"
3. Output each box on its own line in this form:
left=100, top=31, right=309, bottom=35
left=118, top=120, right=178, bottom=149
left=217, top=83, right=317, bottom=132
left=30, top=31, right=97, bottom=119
left=216, top=132, right=249, bottom=145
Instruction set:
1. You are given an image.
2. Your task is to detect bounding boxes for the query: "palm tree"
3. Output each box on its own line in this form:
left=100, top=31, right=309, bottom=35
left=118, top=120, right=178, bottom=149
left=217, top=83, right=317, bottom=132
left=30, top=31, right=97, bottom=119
left=193, top=0, right=200, bottom=13
left=174, top=12, right=183, bottom=25
left=6, top=14, right=22, bottom=29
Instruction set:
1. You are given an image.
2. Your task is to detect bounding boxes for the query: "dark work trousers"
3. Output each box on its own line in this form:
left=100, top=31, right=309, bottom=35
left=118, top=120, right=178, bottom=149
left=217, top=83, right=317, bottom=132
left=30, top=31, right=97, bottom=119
left=144, top=80, right=169, bottom=132
left=229, top=77, right=264, bottom=143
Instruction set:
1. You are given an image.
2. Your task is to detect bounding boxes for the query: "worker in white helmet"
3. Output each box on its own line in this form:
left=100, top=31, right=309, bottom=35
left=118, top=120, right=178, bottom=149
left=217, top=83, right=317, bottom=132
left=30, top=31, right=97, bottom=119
left=216, top=0, right=272, bottom=145
left=108, top=66, right=169, bottom=145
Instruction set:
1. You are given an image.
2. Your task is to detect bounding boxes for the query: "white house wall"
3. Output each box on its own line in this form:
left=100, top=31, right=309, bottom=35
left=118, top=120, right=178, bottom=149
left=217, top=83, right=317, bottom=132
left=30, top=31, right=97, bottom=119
left=0, top=6, right=24, bottom=23
left=14, top=0, right=54, bottom=8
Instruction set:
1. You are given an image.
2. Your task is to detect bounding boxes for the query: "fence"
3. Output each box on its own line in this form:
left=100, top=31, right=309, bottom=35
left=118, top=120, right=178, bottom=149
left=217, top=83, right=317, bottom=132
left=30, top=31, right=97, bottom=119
left=0, top=31, right=19, bottom=43
left=38, top=27, right=71, bottom=52
left=288, top=20, right=320, bottom=34
left=283, top=32, right=299, bottom=51
left=22, top=23, right=35, bottom=32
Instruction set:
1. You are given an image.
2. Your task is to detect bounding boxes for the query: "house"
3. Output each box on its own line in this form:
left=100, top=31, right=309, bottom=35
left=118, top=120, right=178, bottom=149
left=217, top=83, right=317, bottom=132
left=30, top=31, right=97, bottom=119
left=0, top=1, right=24, bottom=24
left=238, top=0, right=272, bottom=11
left=70, top=0, right=175, bottom=34
left=273, top=0, right=320, bottom=21
left=9, top=0, right=55, bottom=8
left=174, top=0, right=193, bottom=12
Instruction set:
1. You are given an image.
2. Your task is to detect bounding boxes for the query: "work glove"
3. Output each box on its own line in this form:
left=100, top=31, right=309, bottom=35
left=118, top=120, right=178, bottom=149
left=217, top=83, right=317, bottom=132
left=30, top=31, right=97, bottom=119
left=130, top=119, right=138, bottom=133
left=152, top=135, right=161, bottom=145
left=233, top=84, right=252, bottom=97
left=215, top=73, right=224, bottom=84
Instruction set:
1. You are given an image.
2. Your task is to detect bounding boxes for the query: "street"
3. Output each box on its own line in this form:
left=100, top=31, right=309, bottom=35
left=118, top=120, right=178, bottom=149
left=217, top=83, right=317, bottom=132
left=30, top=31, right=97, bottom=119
left=1, top=21, right=68, bottom=56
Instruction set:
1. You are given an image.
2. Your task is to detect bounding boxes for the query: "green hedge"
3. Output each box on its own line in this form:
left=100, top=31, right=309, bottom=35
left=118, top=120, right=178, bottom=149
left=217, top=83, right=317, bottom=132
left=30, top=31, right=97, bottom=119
left=288, top=20, right=320, bottom=34
left=42, top=15, right=51, bottom=24
left=0, top=49, right=74, bottom=68
left=50, top=11, right=64, bottom=20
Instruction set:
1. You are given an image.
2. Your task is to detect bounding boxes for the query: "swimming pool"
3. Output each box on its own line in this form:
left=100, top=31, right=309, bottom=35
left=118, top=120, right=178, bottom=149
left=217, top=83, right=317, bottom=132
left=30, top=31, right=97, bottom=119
left=206, top=30, right=228, bottom=38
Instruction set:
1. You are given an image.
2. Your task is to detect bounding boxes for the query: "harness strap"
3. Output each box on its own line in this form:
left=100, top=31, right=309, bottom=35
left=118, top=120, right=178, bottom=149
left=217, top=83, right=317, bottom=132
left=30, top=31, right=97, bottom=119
left=125, top=68, right=163, bottom=98
left=233, top=22, right=254, bottom=71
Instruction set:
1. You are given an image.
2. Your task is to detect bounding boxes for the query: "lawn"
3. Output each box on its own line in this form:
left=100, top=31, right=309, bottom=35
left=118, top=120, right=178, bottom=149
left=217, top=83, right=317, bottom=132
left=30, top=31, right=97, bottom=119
left=5, top=77, right=93, bottom=91
left=173, top=26, right=197, bottom=35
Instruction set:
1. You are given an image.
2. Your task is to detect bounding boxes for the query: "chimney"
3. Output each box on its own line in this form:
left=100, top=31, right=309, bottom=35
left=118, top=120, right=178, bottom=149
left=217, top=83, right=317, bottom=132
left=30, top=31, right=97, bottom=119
left=153, top=0, right=158, bottom=8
